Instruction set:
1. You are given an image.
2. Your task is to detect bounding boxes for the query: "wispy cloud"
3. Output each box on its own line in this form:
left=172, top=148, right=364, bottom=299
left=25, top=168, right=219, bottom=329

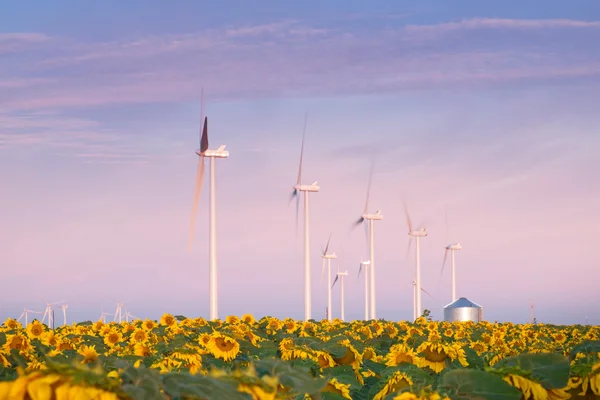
left=1, top=18, right=600, bottom=111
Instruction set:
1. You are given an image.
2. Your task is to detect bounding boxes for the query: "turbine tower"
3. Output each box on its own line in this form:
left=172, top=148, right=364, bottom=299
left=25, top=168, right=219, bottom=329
left=404, top=203, right=427, bottom=319
left=58, top=304, right=68, bottom=326
left=332, top=263, right=348, bottom=321
left=289, top=113, right=319, bottom=321
left=358, top=260, right=370, bottom=320
left=354, top=162, right=381, bottom=320
left=410, top=281, right=436, bottom=321
left=442, top=243, right=462, bottom=303
left=17, top=309, right=42, bottom=326
left=320, top=235, right=337, bottom=322
left=188, top=89, right=229, bottom=321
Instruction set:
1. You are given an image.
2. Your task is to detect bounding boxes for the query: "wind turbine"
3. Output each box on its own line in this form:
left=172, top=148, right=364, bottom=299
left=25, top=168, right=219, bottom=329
left=99, top=311, right=113, bottom=323
left=289, top=113, right=319, bottom=321
left=125, top=311, right=139, bottom=323
left=441, top=210, right=462, bottom=303
left=332, top=262, right=349, bottom=321
left=353, top=162, right=381, bottom=320
left=113, top=302, right=124, bottom=323
left=410, top=281, right=436, bottom=321
left=42, top=300, right=63, bottom=329
left=320, top=235, right=337, bottom=322
left=358, top=260, right=370, bottom=320
left=404, top=203, right=427, bottom=319
left=58, top=304, right=68, bottom=326
left=17, top=309, right=42, bottom=326
left=187, top=89, right=230, bottom=321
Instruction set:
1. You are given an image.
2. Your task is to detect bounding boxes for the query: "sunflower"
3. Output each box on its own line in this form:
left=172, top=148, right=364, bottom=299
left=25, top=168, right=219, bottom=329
left=26, top=321, right=45, bottom=339
left=386, top=343, right=419, bottom=366
left=136, top=320, right=153, bottom=332
left=206, top=332, right=240, bottom=361
left=77, top=345, right=99, bottom=364
left=3, top=318, right=21, bottom=330
left=314, top=350, right=336, bottom=368
left=198, top=333, right=212, bottom=348
left=2, top=333, right=30, bottom=352
left=363, top=347, right=384, bottom=362
left=134, top=342, right=151, bottom=357
left=333, top=340, right=362, bottom=369
left=103, top=330, right=123, bottom=347
left=373, top=371, right=413, bottom=400
left=160, top=313, right=177, bottom=327
left=284, top=319, right=298, bottom=334
left=504, top=374, right=570, bottom=400
left=417, top=342, right=468, bottom=373
left=225, top=315, right=240, bottom=324
left=468, top=340, right=488, bottom=356
left=130, top=328, right=148, bottom=343
left=241, top=314, right=256, bottom=325
left=322, top=378, right=352, bottom=399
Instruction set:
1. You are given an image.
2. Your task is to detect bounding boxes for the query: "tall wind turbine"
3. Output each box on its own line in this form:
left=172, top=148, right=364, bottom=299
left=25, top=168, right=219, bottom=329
left=17, top=309, right=42, bottom=326
left=320, top=235, right=337, bottom=322
left=188, top=89, right=230, bottom=321
left=42, top=300, right=63, bottom=329
left=58, top=304, right=68, bottom=326
left=441, top=210, right=462, bottom=303
left=332, top=262, right=349, bottom=321
left=354, top=162, right=381, bottom=320
left=410, top=281, right=436, bottom=321
left=358, top=260, right=370, bottom=320
left=404, top=203, right=427, bottom=319
left=113, top=302, right=124, bottom=323
left=289, top=113, right=319, bottom=321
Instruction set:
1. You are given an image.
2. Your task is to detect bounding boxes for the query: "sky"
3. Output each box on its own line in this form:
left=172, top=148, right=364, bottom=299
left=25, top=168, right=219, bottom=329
left=1, top=0, right=600, bottom=325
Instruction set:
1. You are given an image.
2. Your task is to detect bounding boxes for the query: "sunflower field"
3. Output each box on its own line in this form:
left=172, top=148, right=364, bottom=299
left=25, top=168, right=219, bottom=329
left=1, top=314, right=600, bottom=400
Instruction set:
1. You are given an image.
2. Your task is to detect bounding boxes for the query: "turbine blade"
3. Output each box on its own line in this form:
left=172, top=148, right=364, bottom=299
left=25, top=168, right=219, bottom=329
left=324, top=233, right=332, bottom=255
left=332, top=275, right=339, bottom=288
left=357, top=264, right=363, bottom=280
left=441, top=249, right=449, bottom=276
left=403, top=201, right=413, bottom=232
left=187, top=156, right=206, bottom=252
left=297, top=112, right=307, bottom=185
left=200, top=117, right=209, bottom=153
left=405, top=236, right=413, bottom=261
left=421, top=287, right=436, bottom=300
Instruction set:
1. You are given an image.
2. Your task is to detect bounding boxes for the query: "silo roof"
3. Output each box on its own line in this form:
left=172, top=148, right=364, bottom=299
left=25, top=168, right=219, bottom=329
left=444, top=297, right=482, bottom=309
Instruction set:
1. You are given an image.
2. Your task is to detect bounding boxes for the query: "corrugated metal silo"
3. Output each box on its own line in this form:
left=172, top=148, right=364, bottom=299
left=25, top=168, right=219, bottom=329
left=443, top=297, right=483, bottom=322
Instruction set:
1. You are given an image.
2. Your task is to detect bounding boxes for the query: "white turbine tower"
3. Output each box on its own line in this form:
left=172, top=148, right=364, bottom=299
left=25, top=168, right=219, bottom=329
left=188, top=89, right=229, bottom=321
left=442, top=243, right=462, bottom=303
left=289, top=113, right=319, bottom=321
left=410, top=281, right=436, bottom=321
left=354, top=162, right=381, bottom=320
left=99, top=311, right=113, bottom=323
left=358, top=260, right=370, bottom=320
left=113, top=302, right=124, bottom=323
left=332, top=262, right=348, bottom=321
left=58, top=304, right=68, bottom=326
left=404, top=203, right=427, bottom=319
left=42, top=300, right=63, bottom=329
left=17, top=309, right=42, bottom=326
left=320, top=235, right=337, bottom=322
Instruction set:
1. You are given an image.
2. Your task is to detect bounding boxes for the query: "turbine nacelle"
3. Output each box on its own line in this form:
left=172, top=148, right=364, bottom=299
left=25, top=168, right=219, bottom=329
left=322, top=252, right=338, bottom=259
left=197, top=147, right=229, bottom=158
left=362, top=210, right=383, bottom=220
left=446, top=243, right=462, bottom=250
left=293, top=182, right=320, bottom=192
left=337, top=270, right=349, bottom=276
left=409, top=228, right=428, bottom=237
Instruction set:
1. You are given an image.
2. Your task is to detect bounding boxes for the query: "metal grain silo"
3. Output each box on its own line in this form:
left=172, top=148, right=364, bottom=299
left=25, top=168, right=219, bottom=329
left=443, top=297, right=483, bottom=322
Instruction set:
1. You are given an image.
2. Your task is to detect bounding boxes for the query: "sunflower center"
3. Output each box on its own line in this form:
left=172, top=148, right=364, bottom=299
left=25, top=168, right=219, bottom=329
left=395, top=353, right=413, bottom=364
left=216, top=338, right=235, bottom=351
left=423, top=347, right=448, bottom=362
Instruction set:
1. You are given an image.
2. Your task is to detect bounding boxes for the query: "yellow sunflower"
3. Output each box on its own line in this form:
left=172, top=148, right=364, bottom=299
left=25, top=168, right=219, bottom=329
left=322, top=378, right=352, bottom=399
left=26, top=321, right=45, bottom=339
left=416, top=342, right=468, bottom=373
left=241, top=314, right=256, bottom=325
left=130, top=328, right=148, bottom=343
left=386, top=343, right=419, bottom=367
left=160, top=313, right=177, bottom=327
left=77, top=345, right=99, bottom=364
left=373, top=371, right=413, bottom=400
left=206, top=332, right=240, bottom=361
left=142, top=319, right=156, bottom=331
left=103, top=330, right=123, bottom=347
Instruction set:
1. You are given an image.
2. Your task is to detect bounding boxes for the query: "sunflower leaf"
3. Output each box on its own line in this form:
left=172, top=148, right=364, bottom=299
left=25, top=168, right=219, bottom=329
left=570, top=340, right=600, bottom=360
left=492, top=352, right=570, bottom=389
left=440, top=369, right=522, bottom=400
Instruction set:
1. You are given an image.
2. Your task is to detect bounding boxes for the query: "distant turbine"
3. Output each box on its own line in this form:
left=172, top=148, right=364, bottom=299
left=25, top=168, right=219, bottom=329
left=42, top=299, right=63, bottom=329
left=320, top=235, right=337, bottom=322
left=188, top=89, right=230, bottom=321
left=332, top=262, right=348, bottom=321
left=289, top=113, right=319, bottom=321
left=17, top=308, right=42, bottom=326
left=353, top=161, right=381, bottom=320
left=410, top=281, right=436, bottom=321
left=404, top=202, right=427, bottom=319
left=58, top=304, right=68, bottom=326
left=358, top=260, right=370, bottom=320
left=113, top=302, right=124, bottom=323
left=99, top=311, right=113, bottom=323
left=441, top=210, right=462, bottom=303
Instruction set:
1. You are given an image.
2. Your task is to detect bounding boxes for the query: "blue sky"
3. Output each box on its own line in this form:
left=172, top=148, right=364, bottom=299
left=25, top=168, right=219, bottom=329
left=1, top=1, right=600, bottom=325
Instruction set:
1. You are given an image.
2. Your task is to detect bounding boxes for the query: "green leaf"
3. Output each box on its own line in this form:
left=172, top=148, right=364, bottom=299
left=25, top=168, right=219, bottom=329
left=492, top=352, right=570, bottom=389
left=362, top=359, right=386, bottom=375
left=570, top=340, right=600, bottom=359
left=323, top=342, right=348, bottom=359
left=440, top=369, right=521, bottom=400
